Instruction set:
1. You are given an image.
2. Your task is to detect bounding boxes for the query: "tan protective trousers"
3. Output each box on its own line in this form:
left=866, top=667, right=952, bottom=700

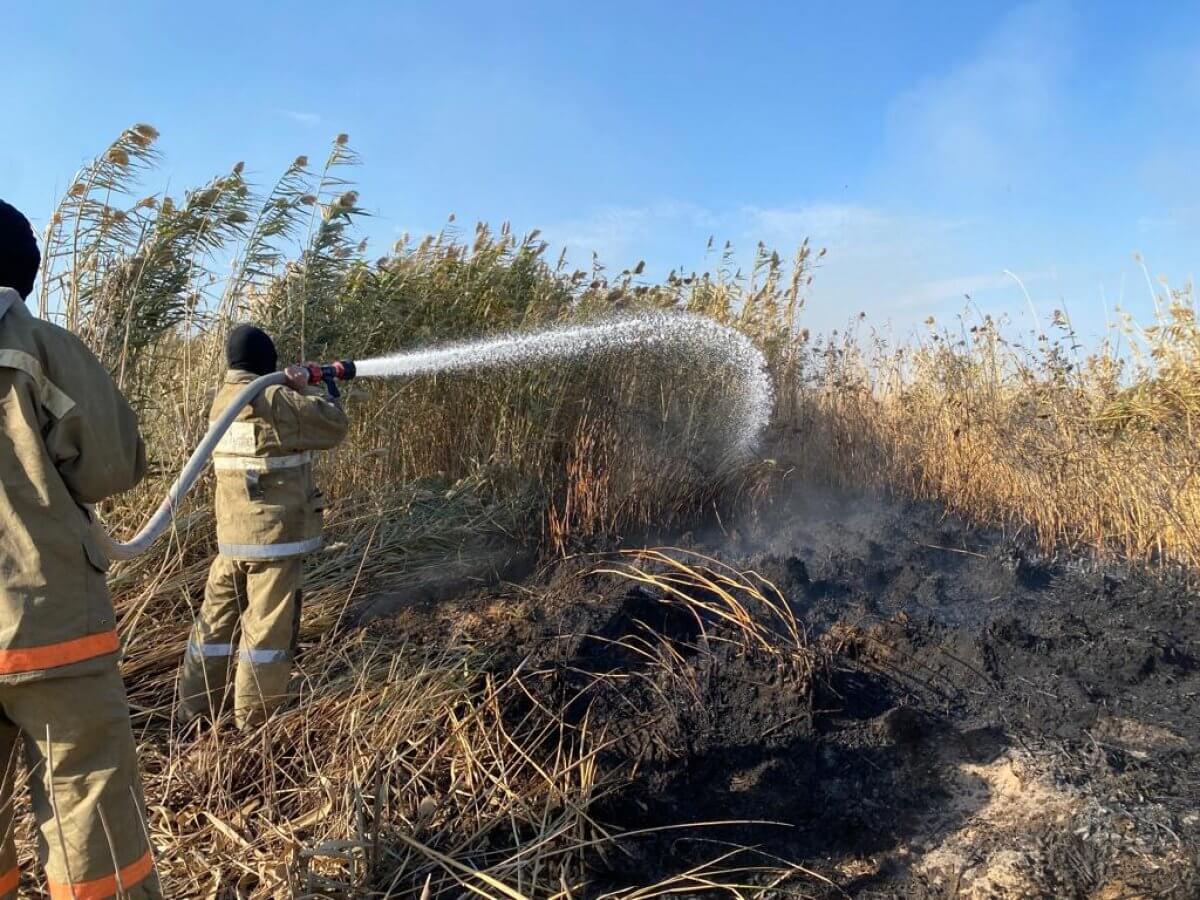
left=178, top=556, right=303, bottom=730
left=0, top=664, right=160, bottom=899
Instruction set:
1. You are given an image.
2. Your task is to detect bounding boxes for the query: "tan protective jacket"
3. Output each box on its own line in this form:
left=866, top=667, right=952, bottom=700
left=0, top=287, right=146, bottom=682
left=211, top=369, right=348, bottom=560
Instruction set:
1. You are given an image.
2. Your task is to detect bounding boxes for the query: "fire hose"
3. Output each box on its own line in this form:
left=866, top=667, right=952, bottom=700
left=91, top=312, right=775, bottom=562
left=95, top=361, right=356, bottom=561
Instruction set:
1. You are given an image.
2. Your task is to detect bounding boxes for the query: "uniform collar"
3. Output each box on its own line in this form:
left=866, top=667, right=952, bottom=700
left=0, top=287, right=18, bottom=321
left=224, top=368, right=262, bottom=384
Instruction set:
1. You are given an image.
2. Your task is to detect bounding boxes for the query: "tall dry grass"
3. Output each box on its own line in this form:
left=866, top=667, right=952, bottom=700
left=20, top=122, right=1200, bottom=895
left=792, top=293, right=1200, bottom=565
left=47, top=126, right=1200, bottom=570
left=42, top=126, right=804, bottom=560
left=23, top=125, right=812, bottom=897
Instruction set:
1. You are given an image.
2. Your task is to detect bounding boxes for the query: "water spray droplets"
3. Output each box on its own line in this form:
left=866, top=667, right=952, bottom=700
left=354, top=313, right=774, bottom=457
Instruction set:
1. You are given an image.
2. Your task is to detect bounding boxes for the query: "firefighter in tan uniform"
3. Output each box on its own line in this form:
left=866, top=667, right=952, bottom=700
left=178, top=325, right=348, bottom=729
left=0, top=200, right=160, bottom=897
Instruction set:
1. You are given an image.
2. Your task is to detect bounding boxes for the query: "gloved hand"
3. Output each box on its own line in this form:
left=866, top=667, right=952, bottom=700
left=283, top=365, right=310, bottom=391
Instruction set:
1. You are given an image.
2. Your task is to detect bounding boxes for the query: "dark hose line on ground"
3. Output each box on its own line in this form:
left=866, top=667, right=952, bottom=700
left=93, top=372, right=288, bottom=561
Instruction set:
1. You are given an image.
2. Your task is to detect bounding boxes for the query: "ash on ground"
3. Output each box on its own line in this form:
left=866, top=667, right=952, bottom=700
left=370, top=478, right=1200, bottom=898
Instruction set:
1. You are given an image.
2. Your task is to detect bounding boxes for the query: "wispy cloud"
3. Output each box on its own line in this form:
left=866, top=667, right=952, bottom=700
left=736, top=204, right=1012, bottom=329
left=278, top=109, right=322, bottom=128
left=742, top=204, right=890, bottom=248
left=741, top=203, right=970, bottom=262
left=550, top=201, right=716, bottom=268
left=893, top=272, right=1043, bottom=310
left=883, top=1, right=1073, bottom=192
left=543, top=200, right=1014, bottom=332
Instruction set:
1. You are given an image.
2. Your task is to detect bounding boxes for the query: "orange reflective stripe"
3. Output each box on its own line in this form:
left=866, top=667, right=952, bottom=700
left=0, top=631, right=119, bottom=675
left=0, top=865, right=18, bottom=895
left=47, top=849, right=154, bottom=900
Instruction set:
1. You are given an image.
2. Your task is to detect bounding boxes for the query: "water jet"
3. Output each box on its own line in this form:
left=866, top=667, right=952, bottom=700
left=97, top=312, right=773, bottom=560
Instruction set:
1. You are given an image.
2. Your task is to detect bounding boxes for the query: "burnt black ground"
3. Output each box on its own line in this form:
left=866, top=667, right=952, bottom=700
left=707, top=485, right=1200, bottom=897
left=370, top=480, right=1200, bottom=898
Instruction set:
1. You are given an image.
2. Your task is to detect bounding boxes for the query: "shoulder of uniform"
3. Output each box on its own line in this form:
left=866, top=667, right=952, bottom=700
left=262, top=383, right=308, bottom=421
left=0, top=314, right=103, bottom=418
left=211, top=376, right=264, bottom=418
left=11, top=309, right=100, bottom=369
left=5, top=304, right=66, bottom=344
left=262, top=382, right=290, bottom=404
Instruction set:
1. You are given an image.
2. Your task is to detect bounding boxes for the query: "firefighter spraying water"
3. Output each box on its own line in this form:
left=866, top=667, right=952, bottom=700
left=96, top=312, right=773, bottom=562
left=178, top=326, right=350, bottom=729
left=140, top=315, right=772, bottom=729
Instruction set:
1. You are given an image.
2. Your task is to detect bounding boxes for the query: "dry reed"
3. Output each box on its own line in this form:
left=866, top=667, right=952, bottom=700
left=16, top=122, right=1200, bottom=896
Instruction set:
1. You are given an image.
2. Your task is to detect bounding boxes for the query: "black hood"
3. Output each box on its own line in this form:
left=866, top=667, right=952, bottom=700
left=0, top=199, right=40, bottom=300
left=226, top=324, right=278, bottom=376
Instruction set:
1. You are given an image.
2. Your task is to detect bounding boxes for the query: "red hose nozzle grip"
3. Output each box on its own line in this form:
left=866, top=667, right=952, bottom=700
left=304, top=360, right=357, bottom=385
left=303, top=360, right=356, bottom=400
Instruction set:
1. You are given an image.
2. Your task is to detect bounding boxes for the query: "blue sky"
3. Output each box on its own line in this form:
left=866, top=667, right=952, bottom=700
left=5, top=0, right=1199, bottom=338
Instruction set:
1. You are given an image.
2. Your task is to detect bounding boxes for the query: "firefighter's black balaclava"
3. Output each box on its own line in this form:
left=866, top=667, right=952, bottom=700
left=226, top=324, right=279, bottom=376
left=0, top=199, right=41, bottom=300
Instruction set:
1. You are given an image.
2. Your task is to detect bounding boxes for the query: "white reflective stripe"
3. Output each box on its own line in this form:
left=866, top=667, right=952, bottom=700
left=213, top=452, right=312, bottom=472
left=215, top=420, right=258, bottom=456
left=240, top=647, right=289, bottom=664
left=0, top=348, right=75, bottom=418
left=188, top=639, right=235, bottom=658
left=218, top=536, right=323, bottom=559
